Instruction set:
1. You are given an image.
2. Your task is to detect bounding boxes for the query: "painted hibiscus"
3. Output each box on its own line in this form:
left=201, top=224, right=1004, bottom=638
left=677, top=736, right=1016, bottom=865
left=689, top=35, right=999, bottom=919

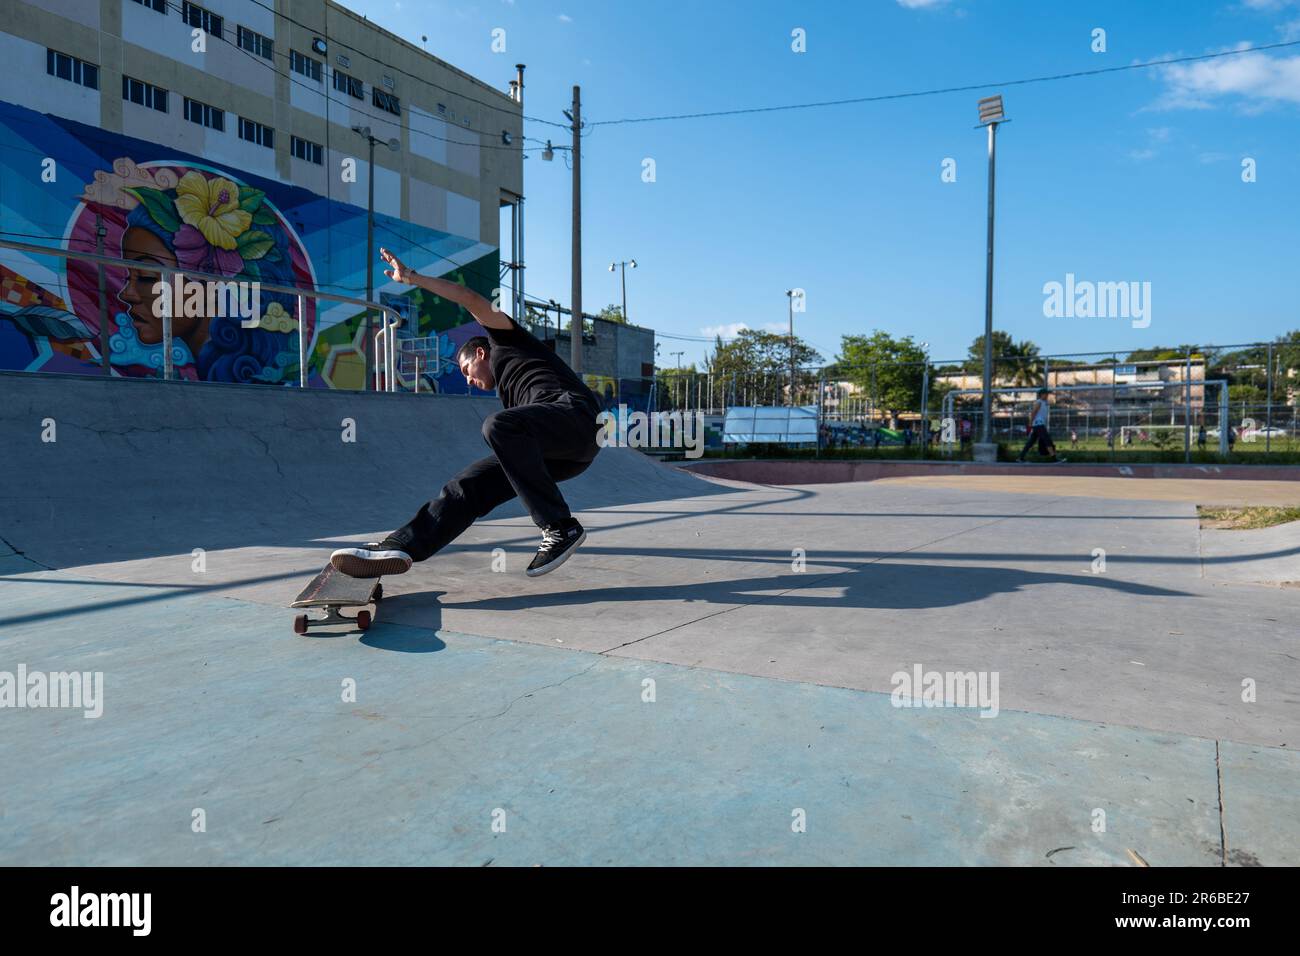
left=174, top=171, right=251, bottom=250
left=174, top=223, right=243, bottom=274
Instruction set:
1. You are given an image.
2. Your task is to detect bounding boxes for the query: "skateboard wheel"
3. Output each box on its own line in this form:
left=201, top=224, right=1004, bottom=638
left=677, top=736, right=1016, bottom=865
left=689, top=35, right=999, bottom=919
left=356, top=609, right=372, bottom=631
left=373, top=583, right=383, bottom=602
left=293, top=614, right=309, bottom=635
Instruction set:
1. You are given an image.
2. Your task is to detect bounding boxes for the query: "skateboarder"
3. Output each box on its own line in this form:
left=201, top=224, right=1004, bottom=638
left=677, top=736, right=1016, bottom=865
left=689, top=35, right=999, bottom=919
left=331, top=248, right=601, bottom=578
left=1017, top=389, right=1062, bottom=462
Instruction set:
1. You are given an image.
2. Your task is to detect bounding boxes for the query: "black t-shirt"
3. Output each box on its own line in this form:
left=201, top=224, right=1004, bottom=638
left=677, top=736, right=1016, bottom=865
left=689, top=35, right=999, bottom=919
left=485, top=320, right=599, bottom=411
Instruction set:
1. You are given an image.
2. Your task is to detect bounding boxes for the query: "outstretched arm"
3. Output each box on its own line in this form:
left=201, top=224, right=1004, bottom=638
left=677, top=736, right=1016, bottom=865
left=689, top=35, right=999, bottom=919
left=379, top=247, right=512, bottom=330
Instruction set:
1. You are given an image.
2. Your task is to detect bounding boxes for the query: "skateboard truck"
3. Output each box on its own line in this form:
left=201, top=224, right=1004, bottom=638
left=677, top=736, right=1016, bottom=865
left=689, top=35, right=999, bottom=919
left=291, top=564, right=384, bottom=635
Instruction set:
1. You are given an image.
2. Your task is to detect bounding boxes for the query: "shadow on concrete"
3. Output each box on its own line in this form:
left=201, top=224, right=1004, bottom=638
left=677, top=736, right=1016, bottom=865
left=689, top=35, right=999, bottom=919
left=438, top=561, right=1193, bottom=618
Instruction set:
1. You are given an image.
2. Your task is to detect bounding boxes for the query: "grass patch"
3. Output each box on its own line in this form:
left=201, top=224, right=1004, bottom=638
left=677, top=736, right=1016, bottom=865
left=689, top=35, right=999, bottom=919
left=1197, top=506, right=1300, bottom=530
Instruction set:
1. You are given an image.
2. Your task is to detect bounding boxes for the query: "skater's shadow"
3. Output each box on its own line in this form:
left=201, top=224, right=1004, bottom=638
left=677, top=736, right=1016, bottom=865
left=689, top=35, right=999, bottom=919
left=443, top=562, right=1191, bottom=616
left=359, top=591, right=447, bottom=652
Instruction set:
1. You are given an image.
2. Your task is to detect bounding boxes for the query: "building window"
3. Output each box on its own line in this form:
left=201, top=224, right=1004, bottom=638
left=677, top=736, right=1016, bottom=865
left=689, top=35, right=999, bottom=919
left=46, top=50, right=99, bottom=90
left=332, top=69, right=363, bottom=99
left=238, top=117, right=274, bottom=149
left=129, top=0, right=166, bottom=13
left=183, top=97, right=225, bottom=132
left=290, top=50, right=322, bottom=83
left=181, top=2, right=222, bottom=39
left=372, top=88, right=400, bottom=116
left=121, top=75, right=168, bottom=113
left=236, top=25, right=273, bottom=61
left=291, top=135, right=323, bottom=165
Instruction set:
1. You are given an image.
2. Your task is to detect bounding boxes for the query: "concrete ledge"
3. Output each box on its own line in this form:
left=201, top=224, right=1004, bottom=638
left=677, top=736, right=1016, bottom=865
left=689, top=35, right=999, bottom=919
left=679, top=457, right=1300, bottom=484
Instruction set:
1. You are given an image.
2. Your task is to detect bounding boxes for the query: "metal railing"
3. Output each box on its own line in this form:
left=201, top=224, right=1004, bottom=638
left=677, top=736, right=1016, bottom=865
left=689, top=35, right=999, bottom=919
left=0, top=237, right=403, bottom=391
left=941, top=381, right=1232, bottom=461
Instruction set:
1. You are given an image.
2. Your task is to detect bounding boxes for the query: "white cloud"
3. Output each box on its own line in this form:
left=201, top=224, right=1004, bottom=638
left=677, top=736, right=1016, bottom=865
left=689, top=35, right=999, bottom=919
left=897, top=0, right=948, bottom=7
left=1148, top=44, right=1300, bottom=110
left=558, top=13, right=573, bottom=22
left=701, top=323, right=750, bottom=339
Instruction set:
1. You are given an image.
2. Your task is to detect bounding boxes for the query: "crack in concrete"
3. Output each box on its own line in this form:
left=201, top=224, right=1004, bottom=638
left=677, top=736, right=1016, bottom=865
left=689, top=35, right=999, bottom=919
left=1215, top=739, right=1228, bottom=867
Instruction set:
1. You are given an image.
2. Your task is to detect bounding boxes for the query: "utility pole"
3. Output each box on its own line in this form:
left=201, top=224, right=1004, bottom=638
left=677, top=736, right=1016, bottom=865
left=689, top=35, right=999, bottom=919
left=94, top=212, right=109, bottom=372
left=567, top=86, right=583, bottom=374
left=785, top=289, right=798, bottom=406
left=353, top=126, right=399, bottom=390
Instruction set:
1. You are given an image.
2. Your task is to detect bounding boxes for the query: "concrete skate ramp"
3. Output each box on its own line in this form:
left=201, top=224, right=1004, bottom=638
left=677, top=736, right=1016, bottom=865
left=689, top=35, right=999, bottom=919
left=0, top=372, right=726, bottom=569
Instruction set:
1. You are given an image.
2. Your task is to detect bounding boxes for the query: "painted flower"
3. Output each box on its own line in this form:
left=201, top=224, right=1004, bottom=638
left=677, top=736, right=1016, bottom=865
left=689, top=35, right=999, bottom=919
left=174, top=223, right=244, bottom=275
left=174, top=172, right=251, bottom=250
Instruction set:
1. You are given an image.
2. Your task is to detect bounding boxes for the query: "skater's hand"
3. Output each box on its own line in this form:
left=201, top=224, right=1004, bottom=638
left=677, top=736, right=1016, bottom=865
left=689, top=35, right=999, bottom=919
left=380, top=248, right=412, bottom=284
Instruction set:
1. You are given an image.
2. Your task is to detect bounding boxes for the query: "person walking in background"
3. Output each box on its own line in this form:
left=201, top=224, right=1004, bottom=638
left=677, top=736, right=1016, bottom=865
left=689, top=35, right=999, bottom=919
left=1017, top=389, right=1063, bottom=463
left=1197, top=424, right=1207, bottom=451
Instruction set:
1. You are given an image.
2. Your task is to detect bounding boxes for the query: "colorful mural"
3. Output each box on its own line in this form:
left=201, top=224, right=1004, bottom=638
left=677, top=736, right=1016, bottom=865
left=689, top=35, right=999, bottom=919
left=0, top=100, right=498, bottom=391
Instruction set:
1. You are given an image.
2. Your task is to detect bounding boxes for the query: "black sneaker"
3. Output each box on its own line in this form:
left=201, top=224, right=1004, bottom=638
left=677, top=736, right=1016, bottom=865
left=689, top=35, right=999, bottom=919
left=526, top=520, right=586, bottom=577
left=330, top=540, right=413, bottom=578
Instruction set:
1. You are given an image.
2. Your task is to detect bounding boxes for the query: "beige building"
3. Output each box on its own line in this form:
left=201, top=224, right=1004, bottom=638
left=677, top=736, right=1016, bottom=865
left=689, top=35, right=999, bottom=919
left=5, top=0, right=522, bottom=247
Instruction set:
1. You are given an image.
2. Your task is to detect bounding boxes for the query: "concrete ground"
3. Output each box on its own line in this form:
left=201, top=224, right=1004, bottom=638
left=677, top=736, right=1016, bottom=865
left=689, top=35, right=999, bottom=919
left=1, top=373, right=1297, bottom=865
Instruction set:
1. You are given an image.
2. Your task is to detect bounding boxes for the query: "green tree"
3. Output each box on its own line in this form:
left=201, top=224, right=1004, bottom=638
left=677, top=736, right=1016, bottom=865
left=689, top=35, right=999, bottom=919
left=704, top=328, right=823, bottom=404
left=596, top=304, right=627, bottom=325
left=837, top=331, right=927, bottom=421
left=964, top=332, right=1042, bottom=386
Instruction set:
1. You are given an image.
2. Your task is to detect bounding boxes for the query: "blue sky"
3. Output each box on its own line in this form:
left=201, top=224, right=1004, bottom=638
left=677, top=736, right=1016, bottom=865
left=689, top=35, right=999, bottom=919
left=349, top=0, right=1300, bottom=367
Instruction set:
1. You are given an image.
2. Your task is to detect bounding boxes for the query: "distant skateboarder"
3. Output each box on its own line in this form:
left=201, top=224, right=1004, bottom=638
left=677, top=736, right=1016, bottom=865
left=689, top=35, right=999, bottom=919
left=1017, top=389, right=1062, bottom=462
left=331, top=248, right=601, bottom=578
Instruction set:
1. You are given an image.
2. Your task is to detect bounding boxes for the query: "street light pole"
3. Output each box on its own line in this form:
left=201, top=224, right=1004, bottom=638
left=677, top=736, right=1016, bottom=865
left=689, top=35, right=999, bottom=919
left=977, top=95, right=1006, bottom=445
left=608, top=259, right=637, bottom=322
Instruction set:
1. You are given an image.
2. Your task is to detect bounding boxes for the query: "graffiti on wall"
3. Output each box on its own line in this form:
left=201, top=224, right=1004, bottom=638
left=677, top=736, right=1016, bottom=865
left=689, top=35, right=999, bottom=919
left=0, top=101, right=498, bottom=391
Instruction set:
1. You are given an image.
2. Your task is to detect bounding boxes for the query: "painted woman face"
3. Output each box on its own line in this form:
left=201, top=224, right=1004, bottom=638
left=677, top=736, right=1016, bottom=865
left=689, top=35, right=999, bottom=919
left=115, top=226, right=205, bottom=345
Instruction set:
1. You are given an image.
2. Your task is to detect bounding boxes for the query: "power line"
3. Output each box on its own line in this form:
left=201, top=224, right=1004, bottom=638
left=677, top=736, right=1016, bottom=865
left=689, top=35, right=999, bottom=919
left=587, top=38, right=1300, bottom=127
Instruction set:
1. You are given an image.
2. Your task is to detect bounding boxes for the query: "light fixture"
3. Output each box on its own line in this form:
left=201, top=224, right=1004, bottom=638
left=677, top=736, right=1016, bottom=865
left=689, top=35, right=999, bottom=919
left=541, top=140, right=554, bottom=161
left=501, top=130, right=512, bottom=146
left=977, top=95, right=1004, bottom=125
left=312, top=37, right=327, bottom=55
left=608, top=263, right=615, bottom=272
left=629, top=260, right=637, bottom=269
left=352, top=125, right=371, bottom=138
left=386, top=137, right=400, bottom=152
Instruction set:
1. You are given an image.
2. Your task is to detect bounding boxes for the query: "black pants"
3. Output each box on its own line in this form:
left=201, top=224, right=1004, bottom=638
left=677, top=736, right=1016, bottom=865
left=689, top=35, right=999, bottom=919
left=1020, top=424, right=1054, bottom=458
left=388, top=399, right=599, bottom=562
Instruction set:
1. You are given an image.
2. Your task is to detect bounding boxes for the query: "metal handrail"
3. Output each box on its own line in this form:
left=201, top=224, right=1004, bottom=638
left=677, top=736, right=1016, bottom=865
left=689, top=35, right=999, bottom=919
left=0, top=237, right=402, bottom=390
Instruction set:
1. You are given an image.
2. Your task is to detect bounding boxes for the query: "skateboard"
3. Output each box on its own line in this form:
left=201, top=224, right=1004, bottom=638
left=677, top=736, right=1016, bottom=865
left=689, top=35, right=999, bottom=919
left=291, top=562, right=383, bottom=635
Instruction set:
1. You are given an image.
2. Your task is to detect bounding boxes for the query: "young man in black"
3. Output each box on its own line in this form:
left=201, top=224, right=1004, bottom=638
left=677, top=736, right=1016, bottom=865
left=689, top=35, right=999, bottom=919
left=331, top=248, right=601, bottom=578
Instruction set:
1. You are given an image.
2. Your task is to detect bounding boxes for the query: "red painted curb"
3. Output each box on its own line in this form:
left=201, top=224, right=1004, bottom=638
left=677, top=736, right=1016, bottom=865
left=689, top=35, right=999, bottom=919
left=677, top=458, right=1300, bottom=484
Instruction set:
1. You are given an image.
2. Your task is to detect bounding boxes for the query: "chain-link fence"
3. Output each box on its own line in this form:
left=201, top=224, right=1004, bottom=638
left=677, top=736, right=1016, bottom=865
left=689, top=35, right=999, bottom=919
left=649, top=342, right=1300, bottom=462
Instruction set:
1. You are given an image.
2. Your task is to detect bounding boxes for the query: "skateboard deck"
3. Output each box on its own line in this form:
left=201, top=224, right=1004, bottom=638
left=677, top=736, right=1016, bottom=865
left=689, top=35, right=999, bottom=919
left=291, top=563, right=383, bottom=634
